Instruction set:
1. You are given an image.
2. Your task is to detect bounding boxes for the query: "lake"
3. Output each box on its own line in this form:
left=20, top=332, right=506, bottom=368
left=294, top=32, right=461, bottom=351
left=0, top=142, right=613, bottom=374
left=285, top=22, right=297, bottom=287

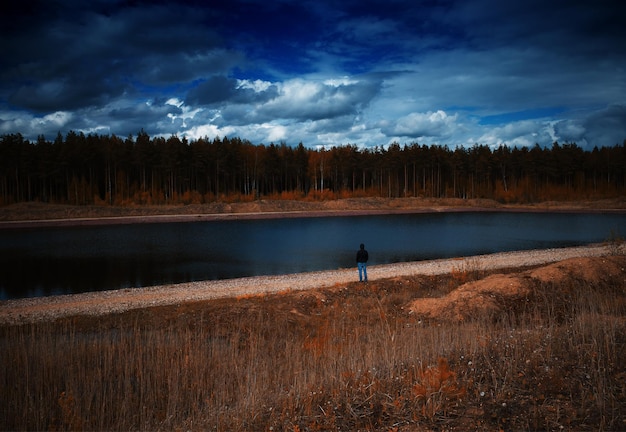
left=1, top=211, right=624, bottom=299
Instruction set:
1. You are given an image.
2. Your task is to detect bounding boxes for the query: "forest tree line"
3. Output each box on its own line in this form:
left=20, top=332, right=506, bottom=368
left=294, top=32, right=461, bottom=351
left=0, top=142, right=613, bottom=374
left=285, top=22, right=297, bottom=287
left=1, top=130, right=625, bottom=206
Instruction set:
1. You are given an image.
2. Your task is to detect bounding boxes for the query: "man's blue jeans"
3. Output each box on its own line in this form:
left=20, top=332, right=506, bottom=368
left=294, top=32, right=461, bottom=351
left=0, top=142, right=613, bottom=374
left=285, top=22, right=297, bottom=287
left=358, top=262, right=368, bottom=282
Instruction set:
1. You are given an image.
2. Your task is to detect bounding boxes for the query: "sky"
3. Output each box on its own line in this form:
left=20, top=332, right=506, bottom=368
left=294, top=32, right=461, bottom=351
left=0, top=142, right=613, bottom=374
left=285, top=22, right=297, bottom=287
left=1, top=0, right=625, bottom=150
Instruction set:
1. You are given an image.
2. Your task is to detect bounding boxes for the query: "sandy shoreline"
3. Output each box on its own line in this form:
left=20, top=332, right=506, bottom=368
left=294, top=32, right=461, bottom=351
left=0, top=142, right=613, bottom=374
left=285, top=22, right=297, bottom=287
left=0, top=243, right=618, bottom=325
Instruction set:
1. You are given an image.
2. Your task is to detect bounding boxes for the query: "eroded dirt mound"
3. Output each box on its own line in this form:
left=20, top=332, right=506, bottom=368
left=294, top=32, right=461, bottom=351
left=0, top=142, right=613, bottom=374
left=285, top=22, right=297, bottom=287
left=529, top=256, right=624, bottom=284
left=408, top=256, right=626, bottom=322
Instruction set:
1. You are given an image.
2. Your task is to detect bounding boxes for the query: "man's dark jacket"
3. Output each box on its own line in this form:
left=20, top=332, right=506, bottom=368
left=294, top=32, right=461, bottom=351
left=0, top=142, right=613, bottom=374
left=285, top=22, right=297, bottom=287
left=356, top=248, right=368, bottom=263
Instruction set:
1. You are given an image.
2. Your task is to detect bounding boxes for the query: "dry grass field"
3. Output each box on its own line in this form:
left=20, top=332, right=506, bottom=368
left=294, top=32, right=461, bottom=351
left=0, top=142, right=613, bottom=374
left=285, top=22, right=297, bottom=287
left=2, top=252, right=625, bottom=431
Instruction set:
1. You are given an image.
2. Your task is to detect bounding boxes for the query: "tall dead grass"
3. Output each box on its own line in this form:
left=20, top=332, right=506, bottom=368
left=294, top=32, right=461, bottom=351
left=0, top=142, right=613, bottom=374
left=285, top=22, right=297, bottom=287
left=2, top=258, right=626, bottom=431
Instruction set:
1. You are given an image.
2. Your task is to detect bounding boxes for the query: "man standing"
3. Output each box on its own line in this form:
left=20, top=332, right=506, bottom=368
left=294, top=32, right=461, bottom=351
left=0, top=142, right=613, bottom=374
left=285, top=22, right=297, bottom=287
left=356, top=243, right=369, bottom=282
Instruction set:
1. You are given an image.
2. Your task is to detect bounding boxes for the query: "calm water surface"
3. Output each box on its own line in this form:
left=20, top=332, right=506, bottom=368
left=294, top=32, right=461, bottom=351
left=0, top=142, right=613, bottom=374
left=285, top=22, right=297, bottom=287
left=1, top=211, right=624, bottom=299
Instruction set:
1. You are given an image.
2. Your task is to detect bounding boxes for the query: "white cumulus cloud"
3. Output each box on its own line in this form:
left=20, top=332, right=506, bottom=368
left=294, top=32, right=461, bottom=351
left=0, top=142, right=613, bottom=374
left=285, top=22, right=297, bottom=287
left=382, top=110, right=458, bottom=139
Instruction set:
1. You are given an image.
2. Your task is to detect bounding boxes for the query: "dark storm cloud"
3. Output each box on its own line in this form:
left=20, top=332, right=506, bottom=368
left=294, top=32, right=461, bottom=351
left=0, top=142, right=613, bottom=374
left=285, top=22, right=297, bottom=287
left=186, top=76, right=239, bottom=105
left=1, top=1, right=234, bottom=111
left=581, top=105, right=626, bottom=147
left=549, top=105, right=626, bottom=149
left=466, top=0, right=624, bottom=55
left=186, top=76, right=279, bottom=106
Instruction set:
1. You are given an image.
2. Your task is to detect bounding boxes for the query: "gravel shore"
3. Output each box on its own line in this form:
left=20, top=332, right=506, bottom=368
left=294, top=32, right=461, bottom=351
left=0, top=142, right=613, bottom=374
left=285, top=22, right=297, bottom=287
left=0, top=243, right=617, bottom=325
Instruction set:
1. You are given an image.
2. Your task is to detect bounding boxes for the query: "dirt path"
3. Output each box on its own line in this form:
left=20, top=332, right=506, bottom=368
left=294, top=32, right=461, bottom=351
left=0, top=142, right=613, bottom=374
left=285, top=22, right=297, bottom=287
left=2, top=197, right=625, bottom=229
left=0, top=208, right=452, bottom=229
left=0, top=243, right=618, bottom=325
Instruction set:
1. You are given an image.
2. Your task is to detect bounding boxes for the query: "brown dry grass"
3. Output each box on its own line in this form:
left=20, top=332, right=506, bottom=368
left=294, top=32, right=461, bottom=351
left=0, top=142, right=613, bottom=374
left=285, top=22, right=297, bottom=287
left=2, top=254, right=626, bottom=431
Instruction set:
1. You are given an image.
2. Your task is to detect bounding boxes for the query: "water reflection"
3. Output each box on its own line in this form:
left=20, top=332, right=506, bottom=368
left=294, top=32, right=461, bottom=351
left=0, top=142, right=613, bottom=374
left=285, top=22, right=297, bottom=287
left=1, top=211, right=624, bottom=299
